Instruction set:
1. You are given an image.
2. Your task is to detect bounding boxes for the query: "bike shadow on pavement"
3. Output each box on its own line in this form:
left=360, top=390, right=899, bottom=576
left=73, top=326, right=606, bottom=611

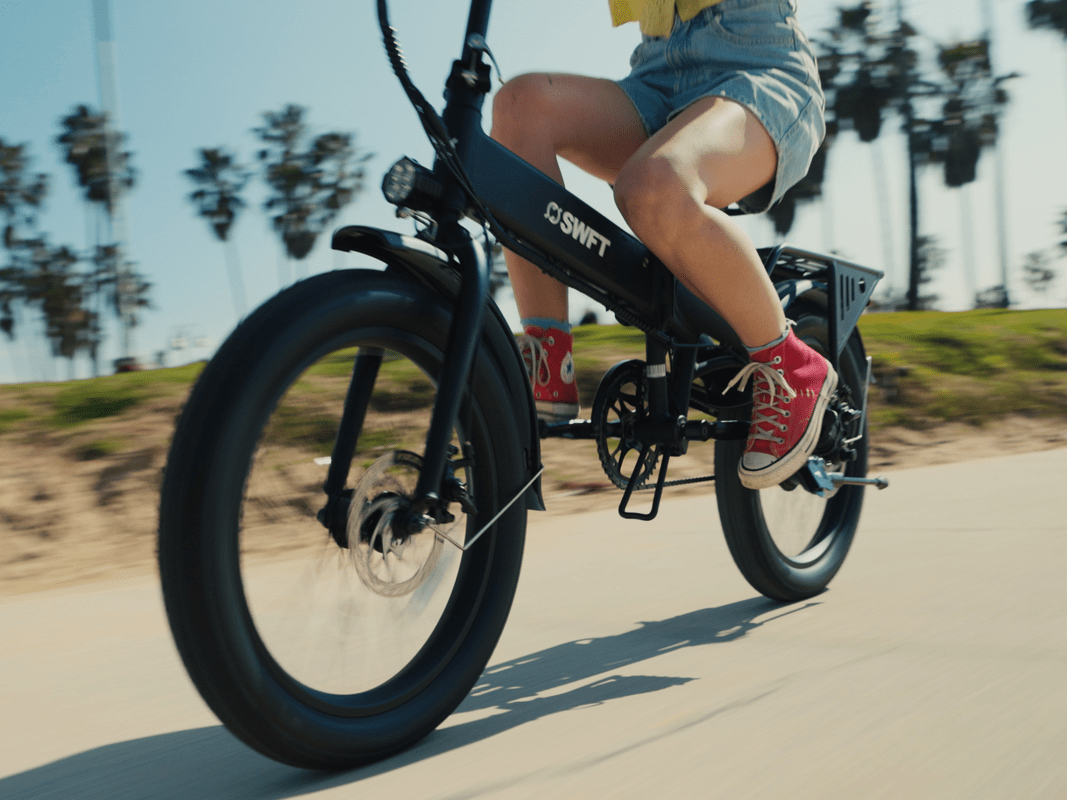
left=0, top=595, right=817, bottom=800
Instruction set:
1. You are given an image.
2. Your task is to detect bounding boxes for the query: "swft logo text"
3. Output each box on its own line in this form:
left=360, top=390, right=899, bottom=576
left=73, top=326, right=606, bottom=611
left=544, top=202, right=612, bottom=257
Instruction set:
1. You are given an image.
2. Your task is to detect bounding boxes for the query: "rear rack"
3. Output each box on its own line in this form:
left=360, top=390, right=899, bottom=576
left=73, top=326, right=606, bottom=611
left=759, top=244, right=884, bottom=366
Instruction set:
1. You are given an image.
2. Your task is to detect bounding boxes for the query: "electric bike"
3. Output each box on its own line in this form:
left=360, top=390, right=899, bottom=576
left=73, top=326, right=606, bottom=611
left=158, top=0, right=888, bottom=769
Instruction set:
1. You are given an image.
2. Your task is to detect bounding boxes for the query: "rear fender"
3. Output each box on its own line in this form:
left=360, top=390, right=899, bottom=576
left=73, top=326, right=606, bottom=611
left=777, top=278, right=827, bottom=314
left=777, top=278, right=870, bottom=374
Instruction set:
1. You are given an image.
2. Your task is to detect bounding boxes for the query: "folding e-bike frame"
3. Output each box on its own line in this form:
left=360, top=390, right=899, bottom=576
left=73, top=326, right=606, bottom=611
left=326, top=0, right=884, bottom=532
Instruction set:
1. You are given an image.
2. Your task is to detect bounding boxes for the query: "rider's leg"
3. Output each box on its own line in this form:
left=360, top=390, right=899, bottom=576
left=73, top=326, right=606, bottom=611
left=491, top=73, right=647, bottom=420
left=613, top=96, right=836, bottom=488
left=492, top=72, right=647, bottom=320
left=613, top=96, right=784, bottom=347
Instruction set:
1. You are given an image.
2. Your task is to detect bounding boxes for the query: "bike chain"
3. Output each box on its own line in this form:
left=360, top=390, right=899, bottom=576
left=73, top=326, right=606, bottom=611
left=635, top=472, right=716, bottom=491
left=602, top=444, right=717, bottom=492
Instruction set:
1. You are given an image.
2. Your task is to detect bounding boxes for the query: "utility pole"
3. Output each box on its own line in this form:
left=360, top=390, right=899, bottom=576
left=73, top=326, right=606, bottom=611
left=92, top=0, right=136, bottom=360
left=981, top=0, right=1012, bottom=308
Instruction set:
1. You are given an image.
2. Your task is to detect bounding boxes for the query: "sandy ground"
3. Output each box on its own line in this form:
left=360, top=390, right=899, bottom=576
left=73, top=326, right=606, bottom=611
left=2, top=414, right=1066, bottom=597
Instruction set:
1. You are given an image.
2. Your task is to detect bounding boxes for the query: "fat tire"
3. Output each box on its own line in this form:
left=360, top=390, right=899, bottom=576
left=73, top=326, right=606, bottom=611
left=158, top=270, right=527, bottom=769
left=714, top=305, right=868, bottom=601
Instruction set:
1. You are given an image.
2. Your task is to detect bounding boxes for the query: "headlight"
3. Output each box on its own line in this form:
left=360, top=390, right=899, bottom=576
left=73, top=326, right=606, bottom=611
left=381, top=157, right=443, bottom=210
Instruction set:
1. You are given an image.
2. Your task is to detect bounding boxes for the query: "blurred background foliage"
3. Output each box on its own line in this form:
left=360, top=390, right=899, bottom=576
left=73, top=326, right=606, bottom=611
left=2, top=101, right=369, bottom=379
left=1, top=0, right=1066, bottom=381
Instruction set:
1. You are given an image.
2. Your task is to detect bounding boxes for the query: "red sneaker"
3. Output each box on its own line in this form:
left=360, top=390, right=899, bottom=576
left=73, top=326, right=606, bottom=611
left=725, top=329, right=838, bottom=490
left=517, top=325, right=580, bottom=422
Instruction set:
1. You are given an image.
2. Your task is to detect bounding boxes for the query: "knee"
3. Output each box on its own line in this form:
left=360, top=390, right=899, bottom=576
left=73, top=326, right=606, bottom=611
left=491, top=73, right=555, bottom=145
left=613, top=156, right=694, bottom=239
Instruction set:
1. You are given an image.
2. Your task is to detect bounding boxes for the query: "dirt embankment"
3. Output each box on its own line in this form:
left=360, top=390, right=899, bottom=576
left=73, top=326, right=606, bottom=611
left=2, top=393, right=1065, bottom=598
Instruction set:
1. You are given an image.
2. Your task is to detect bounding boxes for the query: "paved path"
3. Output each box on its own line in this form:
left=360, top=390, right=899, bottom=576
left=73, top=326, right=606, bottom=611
left=2, top=449, right=1066, bottom=799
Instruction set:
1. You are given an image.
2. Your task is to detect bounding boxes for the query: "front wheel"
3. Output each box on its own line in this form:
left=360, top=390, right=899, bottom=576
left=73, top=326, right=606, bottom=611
left=714, top=305, right=868, bottom=601
left=158, top=270, right=528, bottom=769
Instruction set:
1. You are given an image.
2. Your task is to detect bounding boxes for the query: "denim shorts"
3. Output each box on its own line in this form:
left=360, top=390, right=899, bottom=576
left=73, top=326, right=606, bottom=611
left=616, top=0, right=825, bottom=212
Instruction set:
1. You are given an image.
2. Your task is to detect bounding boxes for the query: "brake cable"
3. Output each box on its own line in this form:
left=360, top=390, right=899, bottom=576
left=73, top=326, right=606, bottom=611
left=376, top=0, right=493, bottom=226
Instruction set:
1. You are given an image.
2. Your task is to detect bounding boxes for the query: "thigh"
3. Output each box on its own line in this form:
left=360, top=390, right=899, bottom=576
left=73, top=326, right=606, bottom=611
left=492, top=73, right=648, bottom=184
left=632, top=95, right=777, bottom=208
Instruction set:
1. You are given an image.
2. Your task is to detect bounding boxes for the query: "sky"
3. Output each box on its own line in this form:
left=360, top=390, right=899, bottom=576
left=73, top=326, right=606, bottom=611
left=0, top=0, right=1065, bottom=383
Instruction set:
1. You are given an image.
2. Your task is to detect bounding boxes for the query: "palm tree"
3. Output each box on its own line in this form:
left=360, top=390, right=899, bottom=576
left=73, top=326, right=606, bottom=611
left=254, top=104, right=371, bottom=281
left=790, top=3, right=1014, bottom=310
left=778, top=2, right=930, bottom=307
left=56, top=104, right=146, bottom=365
left=767, top=26, right=845, bottom=241
left=1022, top=250, right=1056, bottom=296
left=933, top=39, right=1014, bottom=307
left=185, top=147, right=251, bottom=318
left=0, top=138, right=49, bottom=339
left=90, top=242, right=150, bottom=334
left=1028, top=2, right=1067, bottom=274
left=1027, top=1, right=1067, bottom=38
left=19, top=239, right=101, bottom=378
left=1027, top=0, right=1067, bottom=108
left=56, top=105, right=135, bottom=227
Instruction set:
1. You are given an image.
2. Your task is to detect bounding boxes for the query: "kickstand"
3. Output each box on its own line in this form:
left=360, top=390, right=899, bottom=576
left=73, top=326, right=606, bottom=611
left=618, top=446, right=671, bottom=521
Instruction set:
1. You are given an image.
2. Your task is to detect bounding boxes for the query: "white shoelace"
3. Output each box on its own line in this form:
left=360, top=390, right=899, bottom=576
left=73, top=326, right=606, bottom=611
left=516, top=334, right=552, bottom=387
left=724, top=359, right=797, bottom=445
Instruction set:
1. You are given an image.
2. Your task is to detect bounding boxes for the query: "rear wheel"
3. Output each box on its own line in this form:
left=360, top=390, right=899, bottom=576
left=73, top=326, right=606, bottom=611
left=159, top=270, right=527, bottom=768
left=714, top=305, right=868, bottom=600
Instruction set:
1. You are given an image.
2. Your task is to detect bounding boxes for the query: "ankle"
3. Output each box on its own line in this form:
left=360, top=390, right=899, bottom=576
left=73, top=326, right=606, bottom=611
left=748, top=328, right=823, bottom=368
left=745, top=326, right=789, bottom=355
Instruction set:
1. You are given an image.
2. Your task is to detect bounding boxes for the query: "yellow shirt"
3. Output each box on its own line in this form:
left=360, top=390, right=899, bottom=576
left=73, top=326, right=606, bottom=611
left=609, top=0, right=725, bottom=37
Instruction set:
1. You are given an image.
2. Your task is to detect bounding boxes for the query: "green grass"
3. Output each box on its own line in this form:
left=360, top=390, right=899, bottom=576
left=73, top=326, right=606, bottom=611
left=858, top=309, right=1067, bottom=428
left=47, top=365, right=205, bottom=426
left=1, top=310, right=1065, bottom=443
left=565, top=309, right=1067, bottom=431
left=0, top=362, right=205, bottom=432
left=53, top=387, right=144, bottom=426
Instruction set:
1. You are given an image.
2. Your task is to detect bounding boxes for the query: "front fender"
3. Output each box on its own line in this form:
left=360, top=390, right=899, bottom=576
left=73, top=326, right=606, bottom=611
left=332, top=225, right=545, bottom=511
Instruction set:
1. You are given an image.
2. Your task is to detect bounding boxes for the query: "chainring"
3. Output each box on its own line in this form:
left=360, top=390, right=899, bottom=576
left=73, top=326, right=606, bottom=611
left=591, top=360, right=660, bottom=490
left=347, top=450, right=451, bottom=597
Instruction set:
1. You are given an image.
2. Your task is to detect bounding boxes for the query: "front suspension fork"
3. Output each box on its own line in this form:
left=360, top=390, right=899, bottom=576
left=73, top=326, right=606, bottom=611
left=318, top=347, right=384, bottom=545
left=410, top=232, right=490, bottom=518
left=318, top=229, right=490, bottom=538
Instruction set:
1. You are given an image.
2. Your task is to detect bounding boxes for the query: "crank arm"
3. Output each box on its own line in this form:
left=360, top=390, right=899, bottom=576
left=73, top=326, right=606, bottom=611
left=800, top=457, right=889, bottom=497
left=540, top=419, right=601, bottom=440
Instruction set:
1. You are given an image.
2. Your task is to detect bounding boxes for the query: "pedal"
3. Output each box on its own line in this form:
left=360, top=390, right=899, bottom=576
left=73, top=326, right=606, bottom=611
left=618, top=447, right=670, bottom=521
left=798, top=457, right=889, bottom=498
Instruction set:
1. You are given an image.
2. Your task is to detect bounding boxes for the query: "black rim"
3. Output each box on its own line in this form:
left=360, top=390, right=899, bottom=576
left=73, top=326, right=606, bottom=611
left=753, top=318, right=868, bottom=568
left=218, top=327, right=498, bottom=718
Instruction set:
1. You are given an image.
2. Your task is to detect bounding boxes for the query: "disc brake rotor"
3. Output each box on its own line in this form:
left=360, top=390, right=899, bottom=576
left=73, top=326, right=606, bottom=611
left=347, top=450, right=452, bottom=597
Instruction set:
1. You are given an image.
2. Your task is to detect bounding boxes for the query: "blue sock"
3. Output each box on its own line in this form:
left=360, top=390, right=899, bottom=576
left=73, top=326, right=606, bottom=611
left=521, top=317, right=572, bottom=334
